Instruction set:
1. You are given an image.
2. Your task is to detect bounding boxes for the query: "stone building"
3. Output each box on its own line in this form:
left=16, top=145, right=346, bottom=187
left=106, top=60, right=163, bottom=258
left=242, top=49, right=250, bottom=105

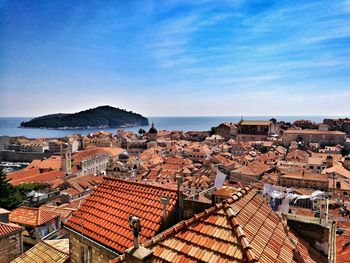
left=9, top=207, right=61, bottom=246
left=0, top=209, right=23, bottom=263
left=282, top=129, right=347, bottom=147
left=279, top=172, right=329, bottom=191
left=214, top=122, right=237, bottom=139
left=236, top=120, right=276, bottom=141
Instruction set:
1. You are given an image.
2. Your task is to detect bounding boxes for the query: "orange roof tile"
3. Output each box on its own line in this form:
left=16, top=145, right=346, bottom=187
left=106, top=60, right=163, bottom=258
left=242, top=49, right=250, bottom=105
left=25, top=156, right=62, bottom=171
left=0, top=222, right=23, bottom=237
left=65, top=177, right=178, bottom=254
left=9, top=169, right=65, bottom=186
left=9, top=207, right=59, bottom=227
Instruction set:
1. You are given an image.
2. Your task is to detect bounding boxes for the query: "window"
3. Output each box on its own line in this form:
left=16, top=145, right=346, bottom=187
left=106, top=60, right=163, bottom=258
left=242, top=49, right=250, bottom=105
left=81, top=246, right=91, bottom=263
left=336, top=182, right=341, bottom=189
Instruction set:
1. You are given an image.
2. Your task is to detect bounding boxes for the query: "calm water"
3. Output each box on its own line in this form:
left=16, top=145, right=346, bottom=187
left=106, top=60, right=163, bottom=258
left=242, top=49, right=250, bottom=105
left=0, top=116, right=344, bottom=138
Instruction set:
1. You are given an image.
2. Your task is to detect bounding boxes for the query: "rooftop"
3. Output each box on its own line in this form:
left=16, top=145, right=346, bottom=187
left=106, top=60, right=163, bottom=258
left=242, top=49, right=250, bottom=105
left=0, top=222, right=23, bottom=237
left=239, top=120, right=272, bottom=126
left=284, top=129, right=346, bottom=135
left=65, top=177, right=178, bottom=253
left=9, top=206, right=59, bottom=227
left=11, top=239, right=69, bottom=263
left=114, top=187, right=326, bottom=263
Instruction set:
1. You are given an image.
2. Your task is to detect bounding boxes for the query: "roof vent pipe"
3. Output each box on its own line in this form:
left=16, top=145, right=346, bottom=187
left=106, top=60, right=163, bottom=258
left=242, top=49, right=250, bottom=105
left=129, top=215, right=141, bottom=249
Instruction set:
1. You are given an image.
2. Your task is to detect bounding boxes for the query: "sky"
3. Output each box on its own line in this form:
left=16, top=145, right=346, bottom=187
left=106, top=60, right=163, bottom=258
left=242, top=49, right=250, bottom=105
left=1, top=0, right=350, bottom=117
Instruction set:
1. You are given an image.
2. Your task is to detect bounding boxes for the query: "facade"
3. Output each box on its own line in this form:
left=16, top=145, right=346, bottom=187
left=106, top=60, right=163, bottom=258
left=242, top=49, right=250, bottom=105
left=279, top=172, right=329, bottom=190
left=282, top=130, right=347, bottom=147
left=48, top=140, right=65, bottom=154
left=185, top=145, right=212, bottom=163
left=0, top=209, right=23, bottom=263
left=0, top=222, right=23, bottom=263
left=205, top=134, right=225, bottom=145
left=236, top=120, right=276, bottom=141
left=214, top=122, right=237, bottom=139
left=71, top=148, right=110, bottom=176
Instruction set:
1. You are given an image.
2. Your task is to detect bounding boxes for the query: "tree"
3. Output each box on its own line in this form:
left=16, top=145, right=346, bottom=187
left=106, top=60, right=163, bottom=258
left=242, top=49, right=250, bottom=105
left=0, top=169, right=23, bottom=210
left=138, top=128, right=146, bottom=135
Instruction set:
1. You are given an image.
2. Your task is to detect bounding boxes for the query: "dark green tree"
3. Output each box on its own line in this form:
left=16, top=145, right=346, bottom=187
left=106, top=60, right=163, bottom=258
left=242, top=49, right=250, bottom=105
left=0, top=169, right=23, bottom=210
left=138, top=128, right=146, bottom=135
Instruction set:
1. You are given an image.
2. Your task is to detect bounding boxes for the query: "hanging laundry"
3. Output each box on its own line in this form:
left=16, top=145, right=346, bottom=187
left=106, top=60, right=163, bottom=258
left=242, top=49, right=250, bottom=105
left=271, top=198, right=279, bottom=212
left=263, top=183, right=271, bottom=195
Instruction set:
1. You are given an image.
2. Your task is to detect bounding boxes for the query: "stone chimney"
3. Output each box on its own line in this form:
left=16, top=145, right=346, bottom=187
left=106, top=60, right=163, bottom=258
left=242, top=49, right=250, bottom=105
left=125, top=216, right=153, bottom=263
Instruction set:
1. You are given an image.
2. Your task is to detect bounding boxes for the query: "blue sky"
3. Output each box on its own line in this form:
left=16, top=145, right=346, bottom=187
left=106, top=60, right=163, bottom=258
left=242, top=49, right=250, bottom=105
left=1, top=0, right=350, bottom=117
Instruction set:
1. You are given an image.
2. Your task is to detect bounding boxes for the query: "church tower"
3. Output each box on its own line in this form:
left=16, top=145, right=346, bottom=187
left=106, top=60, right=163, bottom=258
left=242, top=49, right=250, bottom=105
left=147, top=122, right=158, bottom=142
left=61, top=143, right=72, bottom=174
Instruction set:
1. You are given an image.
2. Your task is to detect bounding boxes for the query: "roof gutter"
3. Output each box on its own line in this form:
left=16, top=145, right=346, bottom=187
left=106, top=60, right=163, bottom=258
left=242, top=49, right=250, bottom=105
left=63, top=225, right=120, bottom=257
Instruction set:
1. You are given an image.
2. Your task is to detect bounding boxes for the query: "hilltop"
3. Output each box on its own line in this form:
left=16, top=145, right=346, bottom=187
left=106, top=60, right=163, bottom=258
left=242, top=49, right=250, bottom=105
left=20, top=106, right=149, bottom=129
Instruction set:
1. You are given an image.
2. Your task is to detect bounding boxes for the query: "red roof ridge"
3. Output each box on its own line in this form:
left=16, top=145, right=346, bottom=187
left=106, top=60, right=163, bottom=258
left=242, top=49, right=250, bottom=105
left=223, top=201, right=257, bottom=263
left=102, top=176, right=178, bottom=193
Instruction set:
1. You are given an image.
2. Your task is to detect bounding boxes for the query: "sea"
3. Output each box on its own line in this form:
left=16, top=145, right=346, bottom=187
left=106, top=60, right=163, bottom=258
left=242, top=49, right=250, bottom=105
left=0, top=116, right=345, bottom=139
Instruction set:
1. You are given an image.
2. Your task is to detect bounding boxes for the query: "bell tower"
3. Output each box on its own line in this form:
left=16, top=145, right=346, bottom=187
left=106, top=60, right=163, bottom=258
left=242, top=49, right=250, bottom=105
left=61, top=143, right=72, bottom=174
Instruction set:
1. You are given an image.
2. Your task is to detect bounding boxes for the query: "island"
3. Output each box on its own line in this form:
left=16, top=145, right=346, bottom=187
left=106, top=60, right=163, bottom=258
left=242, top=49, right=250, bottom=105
left=20, top=105, right=149, bottom=129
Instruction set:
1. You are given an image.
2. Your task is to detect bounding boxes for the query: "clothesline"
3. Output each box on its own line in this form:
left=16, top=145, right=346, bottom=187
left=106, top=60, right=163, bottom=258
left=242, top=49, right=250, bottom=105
left=263, top=183, right=326, bottom=214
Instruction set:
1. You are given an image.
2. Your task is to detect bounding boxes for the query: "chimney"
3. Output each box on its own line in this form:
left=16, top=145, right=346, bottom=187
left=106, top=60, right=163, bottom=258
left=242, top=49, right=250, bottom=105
left=160, top=196, right=169, bottom=221
left=125, top=216, right=153, bottom=263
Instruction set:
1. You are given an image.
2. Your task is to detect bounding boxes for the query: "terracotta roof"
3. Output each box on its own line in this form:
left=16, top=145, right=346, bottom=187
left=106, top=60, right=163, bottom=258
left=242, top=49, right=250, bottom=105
left=9, top=207, right=59, bottom=227
left=11, top=240, right=69, bottom=263
left=323, top=163, right=350, bottom=179
left=7, top=168, right=41, bottom=182
left=9, top=169, right=65, bottom=186
left=72, top=148, right=110, bottom=163
left=0, top=222, right=23, bottom=237
left=240, top=120, right=272, bottom=126
left=40, top=205, right=76, bottom=223
left=101, top=147, right=125, bottom=157
left=280, top=172, right=329, bottom=182
left=285, top=149, right=309, bottom=163
left=233, top=161, right=272, bottom=177
left=65, top=177, right=178, bottom=253
left=114, top=187, right=325, bottom=263
left=283, top=129, right=346, bottom=135
left=65, top=173, right=103, bottom=193
left=25, top=156, right=62, bottom=171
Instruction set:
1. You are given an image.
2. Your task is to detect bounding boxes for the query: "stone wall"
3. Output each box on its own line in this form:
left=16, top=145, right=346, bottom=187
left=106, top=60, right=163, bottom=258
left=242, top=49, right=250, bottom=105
left=68, top=230, right=118, bottom=263
left=183, top=199, right=212, bottom=220
left=0, top=150, right=55, bottom=162
left=0, top=232, right=22, bottom=263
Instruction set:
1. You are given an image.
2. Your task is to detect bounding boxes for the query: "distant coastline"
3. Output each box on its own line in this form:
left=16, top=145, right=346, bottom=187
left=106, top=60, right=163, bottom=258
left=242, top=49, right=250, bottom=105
left=18, top=123, right=144, bottom=130
left=1, top=115, right=349, bottom=138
